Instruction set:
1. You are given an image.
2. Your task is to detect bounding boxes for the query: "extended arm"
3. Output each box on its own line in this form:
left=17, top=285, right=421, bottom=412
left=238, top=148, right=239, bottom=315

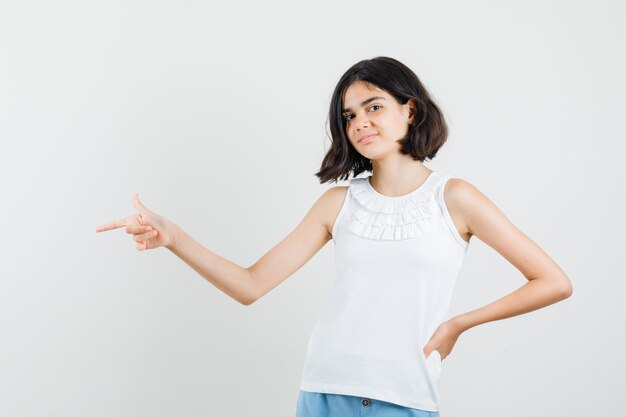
left=167, top=227, right=256, bottom=305
left=167, top=187, right=343, bottom=306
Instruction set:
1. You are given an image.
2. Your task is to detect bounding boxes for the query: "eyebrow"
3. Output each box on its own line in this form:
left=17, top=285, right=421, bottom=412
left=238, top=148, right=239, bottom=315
left=341, top=96, right=386, bottom=113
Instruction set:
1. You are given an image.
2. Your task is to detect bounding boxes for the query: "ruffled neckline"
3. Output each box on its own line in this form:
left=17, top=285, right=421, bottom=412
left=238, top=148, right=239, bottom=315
left=346, top=171, right=443, bottom=241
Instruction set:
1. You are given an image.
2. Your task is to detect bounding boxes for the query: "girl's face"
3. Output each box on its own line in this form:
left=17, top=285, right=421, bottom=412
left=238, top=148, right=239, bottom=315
left=342, top=80, right=415, bottom=159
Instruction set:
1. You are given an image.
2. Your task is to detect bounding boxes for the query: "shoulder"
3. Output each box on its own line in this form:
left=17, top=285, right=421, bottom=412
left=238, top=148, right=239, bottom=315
left=317, top=185, right=350, bottom=236
left=441, top=177, right=503, bottom=239
left=296, top=185, right=349, bottom=240
left=321, top=184, right=350, bottom=215
left=442, top=177, right=479, bottom=204
left=440, top=177, right=485, bottom=242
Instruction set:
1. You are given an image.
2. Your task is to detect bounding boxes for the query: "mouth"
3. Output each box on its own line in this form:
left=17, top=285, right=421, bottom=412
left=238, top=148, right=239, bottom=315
left=358, top=134, right=377, bottom=143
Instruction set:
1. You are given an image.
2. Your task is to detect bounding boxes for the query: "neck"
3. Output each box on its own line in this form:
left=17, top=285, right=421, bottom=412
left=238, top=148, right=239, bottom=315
left=369, top=155, right=432, bottom=197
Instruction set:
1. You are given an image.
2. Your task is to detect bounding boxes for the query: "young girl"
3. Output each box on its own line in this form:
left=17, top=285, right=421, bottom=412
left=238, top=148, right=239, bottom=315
left=96, top=56, right=573, bottom=417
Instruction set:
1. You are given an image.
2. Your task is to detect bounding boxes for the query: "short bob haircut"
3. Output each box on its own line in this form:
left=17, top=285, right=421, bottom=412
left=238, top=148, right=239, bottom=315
left=315, top=56, right=448, bottom=184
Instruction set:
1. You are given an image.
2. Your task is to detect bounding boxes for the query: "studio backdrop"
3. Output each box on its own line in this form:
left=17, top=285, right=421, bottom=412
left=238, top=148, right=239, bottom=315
left=0, top=1, right=623, bottom=416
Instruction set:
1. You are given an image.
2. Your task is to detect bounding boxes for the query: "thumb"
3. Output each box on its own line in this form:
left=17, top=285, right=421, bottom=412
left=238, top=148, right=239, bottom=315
left=423, top=345, right=433, bottom=359
left=132, top=193, right=150, bottom=214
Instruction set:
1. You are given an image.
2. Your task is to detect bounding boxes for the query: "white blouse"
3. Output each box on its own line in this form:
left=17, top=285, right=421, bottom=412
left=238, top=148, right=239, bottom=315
left=299, top=170, right=470, bottom=412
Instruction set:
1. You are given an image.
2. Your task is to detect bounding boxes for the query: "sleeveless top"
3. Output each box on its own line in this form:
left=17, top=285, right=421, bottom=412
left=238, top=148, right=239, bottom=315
left=298, top=170, right=470, bottom=412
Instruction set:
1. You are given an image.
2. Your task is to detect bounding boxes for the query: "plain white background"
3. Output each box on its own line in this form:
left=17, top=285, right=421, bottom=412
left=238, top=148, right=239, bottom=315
left=1, top=0, right=624, bottom=415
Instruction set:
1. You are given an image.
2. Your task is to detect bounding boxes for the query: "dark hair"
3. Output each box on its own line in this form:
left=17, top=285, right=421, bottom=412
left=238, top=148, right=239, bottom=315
left=315, top=56, right=448, bottom=184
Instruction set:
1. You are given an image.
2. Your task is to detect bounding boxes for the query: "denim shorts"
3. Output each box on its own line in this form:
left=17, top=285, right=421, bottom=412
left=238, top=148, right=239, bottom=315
left=294, top=390, right=440, bottom=417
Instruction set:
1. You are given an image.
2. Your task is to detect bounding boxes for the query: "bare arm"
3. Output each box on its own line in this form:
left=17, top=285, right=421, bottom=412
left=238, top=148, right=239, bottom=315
left=444, top=178, right=573, bottom=333
left=167, top=186, right=345, bottom=306
left=167, top=226, right=256, bottom=306
left=246, top=186, right=346, bottom=304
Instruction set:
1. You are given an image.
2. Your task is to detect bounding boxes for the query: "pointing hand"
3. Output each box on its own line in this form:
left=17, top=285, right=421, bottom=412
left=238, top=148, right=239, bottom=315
left=95, top=194, right=177, bottom=251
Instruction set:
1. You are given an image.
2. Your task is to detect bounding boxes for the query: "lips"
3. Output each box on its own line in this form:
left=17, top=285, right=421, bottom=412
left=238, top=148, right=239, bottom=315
left=358, top=133, right=377, bottom=143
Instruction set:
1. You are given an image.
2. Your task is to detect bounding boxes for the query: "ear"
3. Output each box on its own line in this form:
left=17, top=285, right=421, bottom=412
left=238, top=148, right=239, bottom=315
left=406, top=99, right=417, bottom=124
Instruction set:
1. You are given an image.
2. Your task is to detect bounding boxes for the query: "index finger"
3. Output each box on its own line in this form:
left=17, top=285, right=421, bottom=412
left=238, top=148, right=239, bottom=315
left=95, top=218, right=127, bottom=233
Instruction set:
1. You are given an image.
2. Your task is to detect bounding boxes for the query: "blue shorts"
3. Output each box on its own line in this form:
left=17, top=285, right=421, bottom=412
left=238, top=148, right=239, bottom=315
left=294, top=390, right=439, bottom=417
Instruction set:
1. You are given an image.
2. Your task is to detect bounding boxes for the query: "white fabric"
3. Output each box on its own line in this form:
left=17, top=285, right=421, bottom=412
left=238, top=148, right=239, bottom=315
left=299, top=171, right=470, bottom=412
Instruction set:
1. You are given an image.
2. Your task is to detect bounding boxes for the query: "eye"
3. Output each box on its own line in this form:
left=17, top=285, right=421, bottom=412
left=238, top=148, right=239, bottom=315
left=343, top=105, right=381, bottom=121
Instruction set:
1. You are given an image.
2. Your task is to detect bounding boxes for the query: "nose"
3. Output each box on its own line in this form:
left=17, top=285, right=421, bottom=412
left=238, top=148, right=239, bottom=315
left=353, top=112, right=371, bottom=130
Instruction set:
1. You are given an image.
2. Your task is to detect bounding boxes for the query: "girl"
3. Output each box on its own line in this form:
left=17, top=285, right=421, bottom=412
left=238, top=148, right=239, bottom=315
left=96, top=56, right=572, bottom=417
